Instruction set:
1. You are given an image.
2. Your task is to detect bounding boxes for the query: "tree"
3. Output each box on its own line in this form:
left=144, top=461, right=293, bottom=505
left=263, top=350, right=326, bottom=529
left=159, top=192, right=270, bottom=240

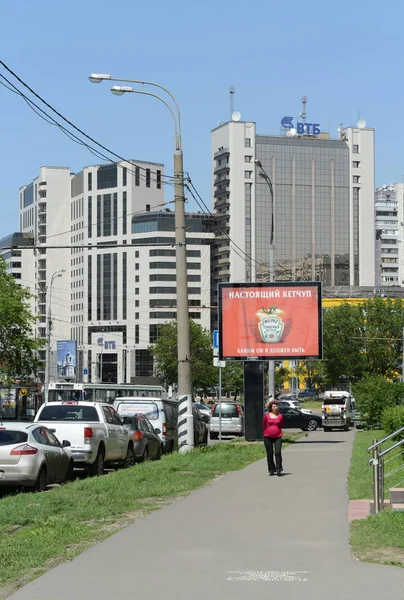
left=149, top=320, right=217, bottom=393
left=221, top=362, right=244, bottom=400
left=275, top=365, right=290, bottom=391
left=322, top=302, right=364, bottom=386
left=0, top=259, right=43, bottom=382
left=353, top=375, right=404, bottom=428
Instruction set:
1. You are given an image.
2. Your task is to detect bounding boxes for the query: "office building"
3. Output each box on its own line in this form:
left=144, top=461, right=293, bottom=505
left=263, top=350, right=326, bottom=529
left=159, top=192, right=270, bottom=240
left=17, top=161, right=214, bottom=385
left=211, top=116, right=376, bottom=293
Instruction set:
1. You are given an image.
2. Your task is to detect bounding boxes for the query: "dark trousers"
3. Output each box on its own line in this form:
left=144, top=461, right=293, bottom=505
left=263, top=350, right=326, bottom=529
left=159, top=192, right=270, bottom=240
left=264, top=436, right=283, bottom=473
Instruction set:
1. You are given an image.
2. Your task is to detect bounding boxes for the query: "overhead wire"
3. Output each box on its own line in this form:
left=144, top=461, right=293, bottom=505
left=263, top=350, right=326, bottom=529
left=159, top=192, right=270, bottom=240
left=0, top=60, right=177, bottom=183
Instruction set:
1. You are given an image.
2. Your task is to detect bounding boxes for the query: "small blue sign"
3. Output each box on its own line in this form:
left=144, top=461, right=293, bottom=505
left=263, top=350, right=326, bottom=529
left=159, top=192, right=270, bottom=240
left=281, top=116, right=294, bottom=129
left=213, top=330, right=219, bottom=349
left=83, top=368, right=88, bottom=375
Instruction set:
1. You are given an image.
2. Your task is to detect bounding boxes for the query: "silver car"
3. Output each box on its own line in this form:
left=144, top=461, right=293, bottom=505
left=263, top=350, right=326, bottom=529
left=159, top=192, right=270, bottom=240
left=209, top=402, right=244, bottom=439
left=0, top=422, right=73, bottom=491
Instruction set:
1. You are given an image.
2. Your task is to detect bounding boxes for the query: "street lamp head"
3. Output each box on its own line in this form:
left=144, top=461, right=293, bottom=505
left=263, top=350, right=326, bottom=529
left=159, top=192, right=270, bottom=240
left=254, top=159, right=263, bottom=168
left=89, top=73, right=111, bottom=84
left=111, top=85, right=132, bottom=95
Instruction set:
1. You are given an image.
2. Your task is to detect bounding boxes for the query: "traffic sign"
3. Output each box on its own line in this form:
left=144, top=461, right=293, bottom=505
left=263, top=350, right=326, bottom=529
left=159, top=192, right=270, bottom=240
left=213, top=357, right=226, bottom=368
left=213, top=330, right=219, bottom=357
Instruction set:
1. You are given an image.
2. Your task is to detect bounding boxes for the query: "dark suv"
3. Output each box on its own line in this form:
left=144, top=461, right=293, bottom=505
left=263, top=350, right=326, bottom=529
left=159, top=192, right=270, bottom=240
left=298, top=390, right=318, bottom=399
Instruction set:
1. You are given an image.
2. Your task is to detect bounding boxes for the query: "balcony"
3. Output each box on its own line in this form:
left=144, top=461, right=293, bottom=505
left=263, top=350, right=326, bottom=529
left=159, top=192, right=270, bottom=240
left=214, top=176, right=230, bottom=186
left=214, top=163, right=230, bottom=175
left=38, top=189, right=47, bottom=198
left=214, top=197, right=230, bottom=210
left=214, top=186, right=229, bottom=198
left=214, top=147, right=230, bottom=159
left=38, top=205, right=47, bottom=215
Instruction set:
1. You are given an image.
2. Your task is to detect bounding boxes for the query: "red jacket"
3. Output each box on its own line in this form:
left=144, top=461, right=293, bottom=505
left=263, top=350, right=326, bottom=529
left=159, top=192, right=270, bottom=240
left=262, top=413, right=283, bottom=438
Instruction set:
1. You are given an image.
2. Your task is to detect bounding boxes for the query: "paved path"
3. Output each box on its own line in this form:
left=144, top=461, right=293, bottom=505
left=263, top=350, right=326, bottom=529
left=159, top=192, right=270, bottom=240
left=9, top=430, right=404, bottom=600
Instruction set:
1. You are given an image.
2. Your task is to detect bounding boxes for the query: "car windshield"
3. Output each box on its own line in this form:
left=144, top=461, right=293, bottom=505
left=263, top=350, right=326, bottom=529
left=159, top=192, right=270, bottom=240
left=212, top=404, right=240, bottom=417
left=323, top=397, right=347, bottom=405
left=38, top=405, right=100, bottom=421
left=0, top=430, right=29, bottom=445
left=116, top=402, right=159, bottom=420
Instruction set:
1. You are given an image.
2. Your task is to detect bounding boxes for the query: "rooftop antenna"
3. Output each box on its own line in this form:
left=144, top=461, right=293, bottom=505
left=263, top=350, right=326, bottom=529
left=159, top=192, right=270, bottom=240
left=230, top=85, right=235, bottom=121
left=300, top=96, right=307, bottom=124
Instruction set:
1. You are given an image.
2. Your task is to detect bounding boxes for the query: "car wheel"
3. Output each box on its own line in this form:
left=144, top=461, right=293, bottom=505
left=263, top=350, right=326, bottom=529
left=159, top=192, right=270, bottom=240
left=307, top=419, right=318, bottom=431
left=123, top=444, right=135, bottom=468
left=142, top=447, right=149, bottom=462
left=156, top=444, right=163, bottom=460
left=34, top=466, right=47, bottom=492
left=344, top=422, right=350, bottom=432
left=90, top=446, right=105, bottom=476
left=66, top=460, right=75, bottom=482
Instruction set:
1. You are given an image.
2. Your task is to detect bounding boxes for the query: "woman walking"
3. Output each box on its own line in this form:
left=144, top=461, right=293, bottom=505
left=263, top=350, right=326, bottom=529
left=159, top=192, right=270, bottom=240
left=263, top=400, right=284, bottom=476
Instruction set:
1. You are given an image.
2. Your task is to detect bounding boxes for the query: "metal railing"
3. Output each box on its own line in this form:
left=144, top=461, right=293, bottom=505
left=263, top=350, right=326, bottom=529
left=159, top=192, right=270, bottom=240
left=368, top=426, right=404, bottom=514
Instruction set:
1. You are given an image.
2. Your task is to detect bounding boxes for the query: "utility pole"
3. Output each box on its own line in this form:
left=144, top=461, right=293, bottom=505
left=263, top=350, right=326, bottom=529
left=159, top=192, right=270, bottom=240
left=254, top=160, right=275, bottom=400
left=175, top=148, right=194, bottom=452
left=44, top=269, right=65, bottom=403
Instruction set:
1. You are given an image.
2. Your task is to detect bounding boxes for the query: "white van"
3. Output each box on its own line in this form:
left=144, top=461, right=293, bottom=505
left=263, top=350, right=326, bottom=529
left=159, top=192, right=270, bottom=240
left=322, top=391, right=354, bottom=432
left=113, top=397, right=178, bottom=453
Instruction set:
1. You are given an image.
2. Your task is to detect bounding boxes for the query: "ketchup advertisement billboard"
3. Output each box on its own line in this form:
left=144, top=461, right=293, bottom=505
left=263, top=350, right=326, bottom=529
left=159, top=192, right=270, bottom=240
left=218, top=282, right=322, bottom=361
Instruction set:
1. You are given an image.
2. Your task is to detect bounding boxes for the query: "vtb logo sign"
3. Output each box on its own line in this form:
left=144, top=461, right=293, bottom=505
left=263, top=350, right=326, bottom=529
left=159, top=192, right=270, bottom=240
left=281, top=116, right=321, bottom=136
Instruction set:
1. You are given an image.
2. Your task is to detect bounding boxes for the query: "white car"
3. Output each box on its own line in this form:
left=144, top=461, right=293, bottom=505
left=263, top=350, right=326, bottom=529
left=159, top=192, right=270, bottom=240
left=278, top=399, right=312, bottom=415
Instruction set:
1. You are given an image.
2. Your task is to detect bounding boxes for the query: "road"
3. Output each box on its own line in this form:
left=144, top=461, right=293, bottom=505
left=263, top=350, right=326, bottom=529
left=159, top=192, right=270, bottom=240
left=9, top=429, right=404, bottom=600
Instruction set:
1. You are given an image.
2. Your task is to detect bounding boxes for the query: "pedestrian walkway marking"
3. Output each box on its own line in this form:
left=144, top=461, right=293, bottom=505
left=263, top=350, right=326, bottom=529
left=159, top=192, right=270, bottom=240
left=227, top=570, right=309, bottom=582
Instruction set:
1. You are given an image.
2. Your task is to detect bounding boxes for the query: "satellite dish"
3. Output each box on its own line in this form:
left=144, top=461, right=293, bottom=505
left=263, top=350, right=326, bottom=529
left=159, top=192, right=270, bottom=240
left=357, top=119, right=366, bottom=129
left=231, top=111, right=241, bottom=122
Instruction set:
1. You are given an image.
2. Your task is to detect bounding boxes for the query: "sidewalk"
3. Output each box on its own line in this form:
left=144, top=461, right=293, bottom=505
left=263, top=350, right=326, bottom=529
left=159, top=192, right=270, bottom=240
left=9, top=430, right=404, bottom=600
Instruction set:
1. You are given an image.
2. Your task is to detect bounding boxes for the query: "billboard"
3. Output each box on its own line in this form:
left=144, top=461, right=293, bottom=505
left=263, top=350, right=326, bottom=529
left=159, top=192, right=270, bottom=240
left=218, top=282, right=322, bottom=361
left=57, top=340, right=77, bottom=379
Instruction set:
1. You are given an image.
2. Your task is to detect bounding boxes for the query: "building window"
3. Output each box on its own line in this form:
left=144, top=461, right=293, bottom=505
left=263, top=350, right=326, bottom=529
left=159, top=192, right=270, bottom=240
left=135, top=325, right=139, bottom=344
left=353, top=144, right=359, bottom=153
left=88, top=196, right=92, bottom=238
left=122, top=191, right=127, bottom=235
left=353, top=161, right=360, bottom=168
left=146, top=168, right=151, bottom=188
left=96, top=255, right=101, bottom=320
left=135, top=251, right=139, bottom=258
left=245, top=138, right=251, bottom=147
left=135, top=349, right=153, bottom=377
left=113, top=253, right=118, bottom=320
left=122, top=252, right=127, bottom=320
left=97, top=196, right=101, bottom=237
left=97, top=164, right=117, bottom=189
left=135, top=166, right=140, bottom=186
left=245, top=171, right=252, bottom=179
left=157, top=170, right=161, bottom=189
left=113, top=193, right=118, bottom=236
left=135, top=312, right=139, bottom=319
left=88, top=172, right=92, bottom=191
left=135, top=300, right=139, bottom=307
left=88, top=255, right=92, bottom=321
left=245, top=156, right=253, bottom=162
left=135, top=263, right=139, bottom=270
left=123, top=167, right=127, bottom=186
left=135, top=288, right=139, bottom=295
left=150, top=311, right=177, bottom=319
left=103, top=194, right=112, bottom=237
left=149, top=324, right=161, bottom=343
left=189, top=312, right=201, bottom=319
left=135, top=275, right=139, bottom=282
left=353, top=176, right=360, bottom=183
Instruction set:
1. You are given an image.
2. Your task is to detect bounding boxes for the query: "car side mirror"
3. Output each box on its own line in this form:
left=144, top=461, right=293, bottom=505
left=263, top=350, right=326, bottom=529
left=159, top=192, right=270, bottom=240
left=154, top=428, right=161, bottom=435
left=62, top=440, right=71, bottom=448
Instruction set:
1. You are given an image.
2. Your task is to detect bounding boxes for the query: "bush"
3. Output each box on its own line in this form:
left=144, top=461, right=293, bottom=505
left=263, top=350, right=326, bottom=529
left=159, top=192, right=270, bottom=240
left=353, top=376, right=404, bottom=429
left=381, top=406, right=404, bottom=438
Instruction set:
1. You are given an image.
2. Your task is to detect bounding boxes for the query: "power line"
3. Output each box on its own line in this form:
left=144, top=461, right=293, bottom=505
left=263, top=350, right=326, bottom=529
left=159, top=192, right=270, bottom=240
left=0, top=60, right=177, bottom=183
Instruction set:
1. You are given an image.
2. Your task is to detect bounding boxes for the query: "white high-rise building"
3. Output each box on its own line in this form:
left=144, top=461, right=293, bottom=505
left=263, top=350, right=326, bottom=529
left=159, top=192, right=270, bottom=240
left=17, top=160, right=213, bottom=385
left=211, top=117, right=376, bottom=293
left=375, top=185, right=399, bottom=286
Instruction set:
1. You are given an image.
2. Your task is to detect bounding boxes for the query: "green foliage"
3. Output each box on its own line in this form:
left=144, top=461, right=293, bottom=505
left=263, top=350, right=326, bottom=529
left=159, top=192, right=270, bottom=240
left=275, top=365, right=290, bottom=390
left=150, top=319, right=217, bottom=392
left=221, top=362, right=244, bottom=399
left=353, top=375, right=404, bottom=428
left=0, top=259, right=43, bottom=382
left=323, top=297, right=404, bottom=385
left=381, top=406, right=404, bottom=438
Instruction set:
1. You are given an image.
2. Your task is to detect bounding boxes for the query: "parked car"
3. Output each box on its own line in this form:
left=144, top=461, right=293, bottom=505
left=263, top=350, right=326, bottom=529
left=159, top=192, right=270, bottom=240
left=298, top=390, right=318, bottom=399
left=35, top=402, right=135, bottom=475
left=277, top=399, right=312, bottom=415
left=194, top=402, right=211, bottom=419
left=113, top=397, right=178, bottom=454
left=0, top=422, right=73, bottom=491
left=277, top=406, right=322, bottom=431
left=209, top=402, right=244, bottom=439
left=193, top=404, right=209, bottom=447
left=120, top=415, right=162, bottom=462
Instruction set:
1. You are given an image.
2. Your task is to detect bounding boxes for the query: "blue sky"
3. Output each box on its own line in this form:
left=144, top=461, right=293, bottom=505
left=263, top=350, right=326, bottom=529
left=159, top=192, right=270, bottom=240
left=1, top=0, right=403, bottom=239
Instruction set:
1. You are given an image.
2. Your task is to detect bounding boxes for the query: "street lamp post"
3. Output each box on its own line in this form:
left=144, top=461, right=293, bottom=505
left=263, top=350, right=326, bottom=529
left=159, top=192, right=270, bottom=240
left=254, top=160, right=275, bottom=400
left=44, top=269, right=65, bottom=403
left=89, top=73, right=194, bottom=451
